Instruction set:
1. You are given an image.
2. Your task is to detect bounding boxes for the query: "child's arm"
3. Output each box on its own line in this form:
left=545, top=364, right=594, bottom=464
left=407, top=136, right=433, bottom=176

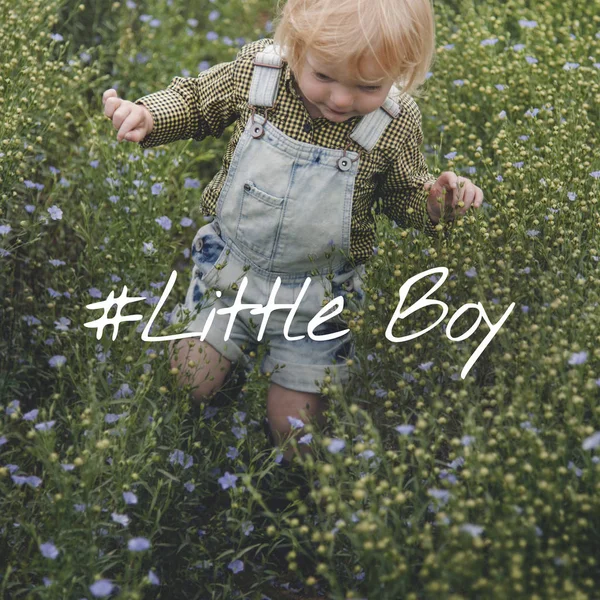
left=375, top=105, right=443, bottom=236
left=131, top=58, right=241, bottom=149
left=376, top=103, right=483, bottom=234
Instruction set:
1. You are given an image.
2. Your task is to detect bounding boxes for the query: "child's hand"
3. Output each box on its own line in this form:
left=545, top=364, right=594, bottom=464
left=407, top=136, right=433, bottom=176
left=424, top=172, right=484, bottom=224
left=102, top=89, right=154, bottom=143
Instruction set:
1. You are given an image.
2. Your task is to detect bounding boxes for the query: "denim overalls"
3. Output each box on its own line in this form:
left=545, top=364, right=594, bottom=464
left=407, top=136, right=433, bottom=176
left=171, top=44, right=401, bottom=394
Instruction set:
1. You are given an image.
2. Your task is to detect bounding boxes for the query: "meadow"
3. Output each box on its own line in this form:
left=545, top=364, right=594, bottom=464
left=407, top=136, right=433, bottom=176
left=1, top=0, right=599, bottom=598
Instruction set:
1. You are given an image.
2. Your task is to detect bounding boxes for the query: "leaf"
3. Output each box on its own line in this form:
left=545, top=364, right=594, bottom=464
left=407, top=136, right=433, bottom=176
left=156, top=469, right=179, bottom=483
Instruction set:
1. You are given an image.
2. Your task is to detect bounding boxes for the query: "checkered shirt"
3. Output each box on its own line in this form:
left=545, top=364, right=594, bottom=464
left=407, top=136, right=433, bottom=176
left=135, top=39, right=444, bottom=264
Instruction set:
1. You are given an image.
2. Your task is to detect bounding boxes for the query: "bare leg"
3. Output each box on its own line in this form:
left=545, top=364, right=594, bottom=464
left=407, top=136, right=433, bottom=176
left=169, top=339, right=231, bottom=403
left=266, top=382, right=328, bottom=463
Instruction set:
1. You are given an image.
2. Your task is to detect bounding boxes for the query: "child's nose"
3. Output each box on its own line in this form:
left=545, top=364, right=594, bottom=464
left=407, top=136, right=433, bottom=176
left=330, top=87, right=354, bottom=109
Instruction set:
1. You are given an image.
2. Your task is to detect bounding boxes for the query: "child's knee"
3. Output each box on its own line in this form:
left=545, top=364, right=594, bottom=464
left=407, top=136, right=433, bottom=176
left=169, top=339, right=231, bottom=403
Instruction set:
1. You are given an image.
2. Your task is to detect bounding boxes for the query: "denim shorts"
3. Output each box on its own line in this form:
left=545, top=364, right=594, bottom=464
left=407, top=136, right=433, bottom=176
left=170, top=222, right=366, bottom=394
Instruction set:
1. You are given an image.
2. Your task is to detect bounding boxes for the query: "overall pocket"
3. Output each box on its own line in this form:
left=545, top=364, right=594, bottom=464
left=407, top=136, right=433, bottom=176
left=236, top=180, right=285, bottom=258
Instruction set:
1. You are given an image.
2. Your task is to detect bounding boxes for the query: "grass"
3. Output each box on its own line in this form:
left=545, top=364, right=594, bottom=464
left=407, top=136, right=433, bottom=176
left=1, top=0, right=599, bottom=598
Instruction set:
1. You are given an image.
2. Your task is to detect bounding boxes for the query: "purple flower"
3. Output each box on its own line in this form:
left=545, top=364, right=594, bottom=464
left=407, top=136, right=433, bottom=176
left=113, top=383, right=133, bottom=399
left=49, top=355, right=66, bottom=368
left=155, top=216, right=172, bottom=230
left=148, top=570, right=160, bottom=585
left=184, top=482, right=195, bottom=492
left=128, top=537, right=151, bottom=551
left=395, top=425, right=414, bottom=435
left=208, top=10, right=220, bottom=20
left=328, top=438, right=345, bottom=453
left=481, top=38, right=498, bottom=46
left=48, top=206, right=63, bottom=220
left=218, top=472, right=238, bottom=490
left=6, top=399, right=20, bottom=414
left=242, top=521, right=254, bottom=536
left=0, top=225, right=11, bottom=235
left=563, top=62, right=580, bottom=70
left=231, top=426, right=247, bottom=440
left=582, top=432, right=600, bottom=450
left=184, top=178, right=200, bottom=189
left=444, top=152, right=457, bottom=159
left=299, top=433, right=313, bottom=444
left=180, top=217, right=193, bottom=227
left=461, top=435, right=474, bottom=446
left=519, top=19, right=538, bottom=28
left=40, top=542, right=59, bottom=559
left=123, top=491, right=138, bottom=504
left=206, top=31, right=218, bottom=41
left=149, top=18, right=161, bottom=27
left=465, top=267, right=477, bottom=278
left=12, top=475, right=43, bottom=487
left=187, top=18, right=198, bottom=27
left=460, top=524, right=484, bottom=537
left=568, top=351, right=588, bottom=365
left=226, top=446, right=239, bottom=460
left=89, top=579, right=114, bottom=597
left=287, top=416, right=305, bottom=429
left=495, top=84, right=506, bottom=91
left=24, top=180, right=44, bottom=190
left=512, top=44, right=525, bottom=51
left=151, top=183, right=164, bottom=195
left=54, top=317, right=71, bottom=331
left=169, top=449, right=194, bottom=469
left=50, top=33, right=64, bottom=42
left=526, top=230, right=539, bottom=237
left=23, top=409, right=39, bottom=421
left=111, top=512, right=130, bottom=526
left=591, top=171, right=600, bottom=179
left=35, top=420, right=56, bottom=432
left=419, top=361, right=433, bottom=371
left=498, top=110, right=507, bottom=119
left=49, top=259, right=66, bottom=266
left=442, top=44, right=455, bottom=50
left=428, top=489, right=450, bottom=503
left=568, top=192, right=577, bottom=201
left=525, top=56, right=538, bottom=65
left=453, top=79, right=465, bottom=86
left=143, top=241, right=156, bottom=255
left=228, top=559, right=244, bottom=573
left=0, top=435, right=7, bottom=446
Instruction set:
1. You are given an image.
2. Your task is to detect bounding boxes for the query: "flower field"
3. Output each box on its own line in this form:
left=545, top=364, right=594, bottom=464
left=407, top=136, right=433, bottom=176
left=1, top=0, right=599, bottom=598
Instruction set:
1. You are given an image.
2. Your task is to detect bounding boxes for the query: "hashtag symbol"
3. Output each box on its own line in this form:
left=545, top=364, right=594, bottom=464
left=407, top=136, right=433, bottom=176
left=84, top=286, right=146, bottom=341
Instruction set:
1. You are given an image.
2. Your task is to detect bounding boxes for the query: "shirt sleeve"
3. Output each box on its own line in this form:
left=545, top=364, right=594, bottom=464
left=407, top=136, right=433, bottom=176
left=133, top=59, right=239, bottom=148
left=377, top=105, right=449, bottom=238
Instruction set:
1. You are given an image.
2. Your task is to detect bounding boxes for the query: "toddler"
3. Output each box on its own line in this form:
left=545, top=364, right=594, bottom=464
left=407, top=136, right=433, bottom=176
left=102, top=0, right=483, bottom=464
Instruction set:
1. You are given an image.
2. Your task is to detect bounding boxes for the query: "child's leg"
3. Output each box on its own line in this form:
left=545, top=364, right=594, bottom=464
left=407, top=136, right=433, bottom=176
left=266, top=382, right=329, bottom=463
left=169, top=339, right=231, bottom=403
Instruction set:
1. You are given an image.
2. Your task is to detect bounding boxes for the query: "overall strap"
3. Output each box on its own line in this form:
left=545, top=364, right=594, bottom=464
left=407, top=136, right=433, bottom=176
left=349, top=96, right=401, bottom=152
left=248, top=43, right=284, bottom=107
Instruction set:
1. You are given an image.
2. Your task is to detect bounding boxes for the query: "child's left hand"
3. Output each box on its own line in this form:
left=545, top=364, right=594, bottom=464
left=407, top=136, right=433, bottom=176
left=424, top=172, right=484, bottom=224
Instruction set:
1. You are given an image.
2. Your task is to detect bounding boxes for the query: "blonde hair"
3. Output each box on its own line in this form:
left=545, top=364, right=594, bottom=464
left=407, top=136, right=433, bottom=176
left=273, top=0, right=435, bottom=97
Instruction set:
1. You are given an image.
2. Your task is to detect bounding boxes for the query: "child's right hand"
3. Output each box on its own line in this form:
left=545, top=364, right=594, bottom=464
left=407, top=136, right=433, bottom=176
left=102, top=89, right=154, bottom=143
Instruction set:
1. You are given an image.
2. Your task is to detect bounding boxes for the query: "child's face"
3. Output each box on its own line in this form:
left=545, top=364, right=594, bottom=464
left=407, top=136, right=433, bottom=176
left=293, top=51, right=394, bottom=122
